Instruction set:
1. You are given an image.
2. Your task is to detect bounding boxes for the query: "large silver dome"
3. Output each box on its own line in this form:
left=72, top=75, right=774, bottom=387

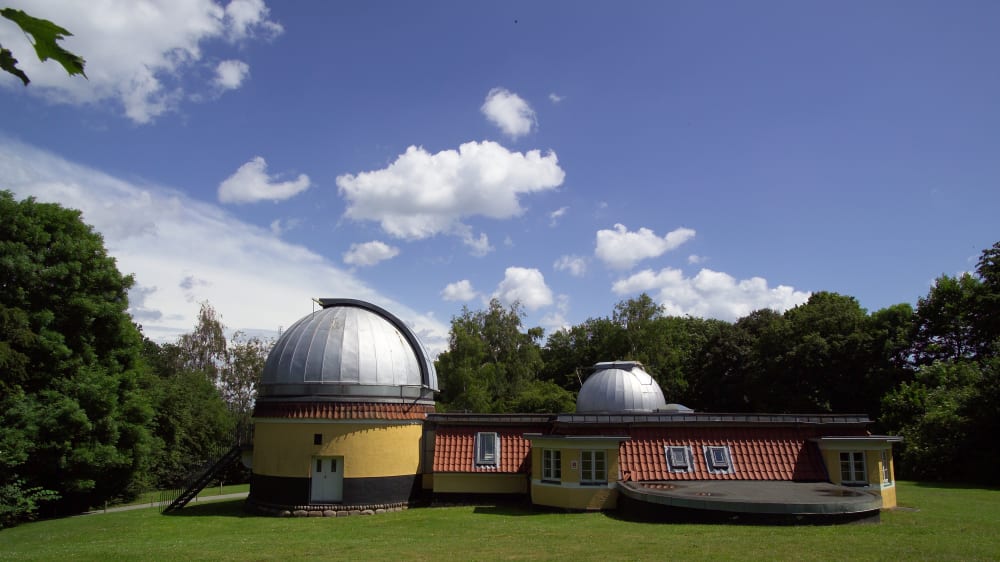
left=575, top=361, right=667, bottom=413
left=260, top=299, right=438, bottom=404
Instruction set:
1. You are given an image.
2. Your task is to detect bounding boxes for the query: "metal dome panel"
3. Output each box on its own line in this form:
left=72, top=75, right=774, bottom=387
left=260, top=300, right=438, bottom=403
left=575, top=361, right=667, bottom=413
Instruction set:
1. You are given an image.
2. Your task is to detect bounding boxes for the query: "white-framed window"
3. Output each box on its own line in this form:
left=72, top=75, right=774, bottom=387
left=542, top=449, right=561, bottom=482
left=474, top=432, right=500, bottom=468
left=703, top=445, right=734, bottom=474
left=880, top=450, right=891, bottom=484
left=666, top=446, right=693, bottom=473
left=580, top=450, right=607, bottom=485
left=840, top=451, right=867, bottom=485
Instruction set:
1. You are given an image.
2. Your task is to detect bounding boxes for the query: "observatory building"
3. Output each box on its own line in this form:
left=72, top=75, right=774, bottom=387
left=248, top=299, right=900, bottom=522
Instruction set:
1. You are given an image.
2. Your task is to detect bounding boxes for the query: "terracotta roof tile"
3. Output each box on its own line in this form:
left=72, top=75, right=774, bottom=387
left=433, top=426, right=546, bottom=473
left=619, top=426, right=866, bottom=482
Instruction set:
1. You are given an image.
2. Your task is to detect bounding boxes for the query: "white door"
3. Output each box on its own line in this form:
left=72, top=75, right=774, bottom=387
left=310, top=456, right=343, bottom=503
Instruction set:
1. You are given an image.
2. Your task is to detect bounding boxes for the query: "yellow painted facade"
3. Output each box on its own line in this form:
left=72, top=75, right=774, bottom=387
left=525, top=436, right=627, bottom=511
left=817, top=440, right=898, bottom=509
left=433, top=473, right=527, bottom=494
left=253, top=420, right=423, bottom=478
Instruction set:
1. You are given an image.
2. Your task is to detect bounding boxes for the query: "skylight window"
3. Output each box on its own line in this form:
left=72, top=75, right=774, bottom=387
left=666, top=446, right=693, bottom=473
left=703, top=445, right=734, bottom=474
left=474, top=432, right=500, bottom=468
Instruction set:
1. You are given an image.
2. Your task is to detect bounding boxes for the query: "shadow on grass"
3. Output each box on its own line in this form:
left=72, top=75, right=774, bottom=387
left=162, top=499, right=251, bottom=518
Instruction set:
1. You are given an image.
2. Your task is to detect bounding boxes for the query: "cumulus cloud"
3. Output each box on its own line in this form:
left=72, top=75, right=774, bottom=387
left=441, top=280, right=477, bottom=302
left=481, top=88, right=537, bottom=138
left=549, top=206, right=568, bottom=227
left=612, top=267, right=810, bottom=322
left=554, top=255, right=588, bottom=277
left=493, top=267, right=554, bottom=311
left=218, top=156, right=311, bottom=204
left=269, top=217, right=302, bottom=236
left=337, top=141, right=565, bottom=248
left=540, top=294, right=571, bottom=333
left=214, top=59, right=250, bottom=90
left=688, top=254, right=707, bottom=265
left=0, top=0, right=282, bottom=123
left=549, top=93, right=564, bottom=103
left=595, top=224, right=696, bottom=270
left=343, top=241, right=400, bottom=267
left=0, top=138, right=449, bottom=354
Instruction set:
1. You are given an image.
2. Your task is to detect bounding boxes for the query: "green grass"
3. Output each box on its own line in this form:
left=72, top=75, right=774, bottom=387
left=2, top=482, right=998, bottom=561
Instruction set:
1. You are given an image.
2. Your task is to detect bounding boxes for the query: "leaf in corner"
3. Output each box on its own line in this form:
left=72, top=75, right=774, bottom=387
left=0, top=46, right=30, bottom=85
left=0, top=8, right=86, bottom=78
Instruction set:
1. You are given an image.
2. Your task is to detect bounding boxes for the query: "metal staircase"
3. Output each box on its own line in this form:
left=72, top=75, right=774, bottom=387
left=161, top=445, right=243, bottom=513
left=160, top=423, right=253, bottom=513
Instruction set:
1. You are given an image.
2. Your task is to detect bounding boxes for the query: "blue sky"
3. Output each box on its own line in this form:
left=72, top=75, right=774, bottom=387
left=2, top=1, right=997, bottom=355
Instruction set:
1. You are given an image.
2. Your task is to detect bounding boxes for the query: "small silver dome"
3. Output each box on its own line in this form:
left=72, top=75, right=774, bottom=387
left=575, top=361, right=667, bottom=413
left=260, top=299, right=437, bottom=404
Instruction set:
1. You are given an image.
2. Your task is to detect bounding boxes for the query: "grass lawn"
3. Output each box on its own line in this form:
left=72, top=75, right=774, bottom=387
left=110, top=483, right=251, bottom=509
left=2, top=482, right=998, bottom=561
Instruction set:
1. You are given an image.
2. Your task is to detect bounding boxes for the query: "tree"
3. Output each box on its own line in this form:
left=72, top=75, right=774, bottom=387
left=0, top=8, right=85, bottom=86
left=435, top=299, right=544, bottom=412
left=221, top=331, right=270, bottom=426
left=912, top=274, right=982, bottom=364
left=0, top=191, right=153, bottom=520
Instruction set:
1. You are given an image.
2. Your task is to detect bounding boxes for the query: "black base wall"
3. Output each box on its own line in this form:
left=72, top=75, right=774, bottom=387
left=250, top=473, right=420, bottom=507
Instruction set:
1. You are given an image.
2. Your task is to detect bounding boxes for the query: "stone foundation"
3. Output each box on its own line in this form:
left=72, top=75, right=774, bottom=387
left=246, top=498, right=410, bottom=517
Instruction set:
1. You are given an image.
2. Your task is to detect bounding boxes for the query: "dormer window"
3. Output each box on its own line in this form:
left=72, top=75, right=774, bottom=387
left=703, top=445, right=734, bottom=474
left=666, top=446, right=693, bottom=473
left=474, top=432, right=500, bottom=468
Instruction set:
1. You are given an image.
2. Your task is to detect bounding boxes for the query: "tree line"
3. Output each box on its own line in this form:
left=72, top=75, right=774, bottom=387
left=436, top=242, right=1000, bottom=485
left=0, top=191, right=269, bottom=526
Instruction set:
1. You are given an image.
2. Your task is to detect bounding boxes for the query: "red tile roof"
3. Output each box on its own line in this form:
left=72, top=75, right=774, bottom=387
left=433, top=426, right=544, bottom=473
left=619, top=426, right=865, bottom=482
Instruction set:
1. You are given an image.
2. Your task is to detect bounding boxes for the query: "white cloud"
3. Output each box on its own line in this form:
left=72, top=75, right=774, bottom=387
left=554, top=255, right=587, bottom=277
left=0, top=138, right=449, bottom=354
left=595, top=223, right=696, bottom=270
left=269, top=217, right=302, bottom=236
left=441, top=280, right=477, bottom=302
left=218, top=156, right=311, bottom=204
left=688, top=254, right=707, bottom=265
left=337, top=141, right=565, bottom=246
left=549, top=206, right=568, bottom=227
left=539, top=294, right=571, bottom=333
left=612, top=267, right=810, bottom=322
left=493, top=267, right=554, bottom=311
left=224, top=0, right=283, bottom=41
left=460, top=229, right=494, bottom=257
left=343, top=241, right=400, bottom=267
left=481, top=87, right=537, bottom=138
left=214, top=59, right=250, bottom=90
left=549, top=93, right=564, bottom=103
left=0, top=0, right=282, bottom=123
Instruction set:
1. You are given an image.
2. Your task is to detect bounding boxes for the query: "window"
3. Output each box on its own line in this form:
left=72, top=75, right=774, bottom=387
left=542, top=449, right=561, bottom=482
left=475, top=432, right=500, bottom=467
left=840, top=451, right=867, bottom=485
left=880, top=450, right=891, bottom=484
left=313, top=433, right=323, bottom=445
left=581, top=450, right=607, bottom=484
left=703, top=445, right=733, bottom=474
left=666, top=446, right=693, bottom=473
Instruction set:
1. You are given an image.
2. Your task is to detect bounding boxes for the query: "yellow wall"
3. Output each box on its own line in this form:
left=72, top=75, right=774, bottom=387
left=253, top=420, right=422, bottom=478
left=526, top=439, right=622, bottom=510
left=819, top=447, right=897, bottom=509
left=531, top=482, right=618, bottom=510
left=433, top=473, right=527, bottom=494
